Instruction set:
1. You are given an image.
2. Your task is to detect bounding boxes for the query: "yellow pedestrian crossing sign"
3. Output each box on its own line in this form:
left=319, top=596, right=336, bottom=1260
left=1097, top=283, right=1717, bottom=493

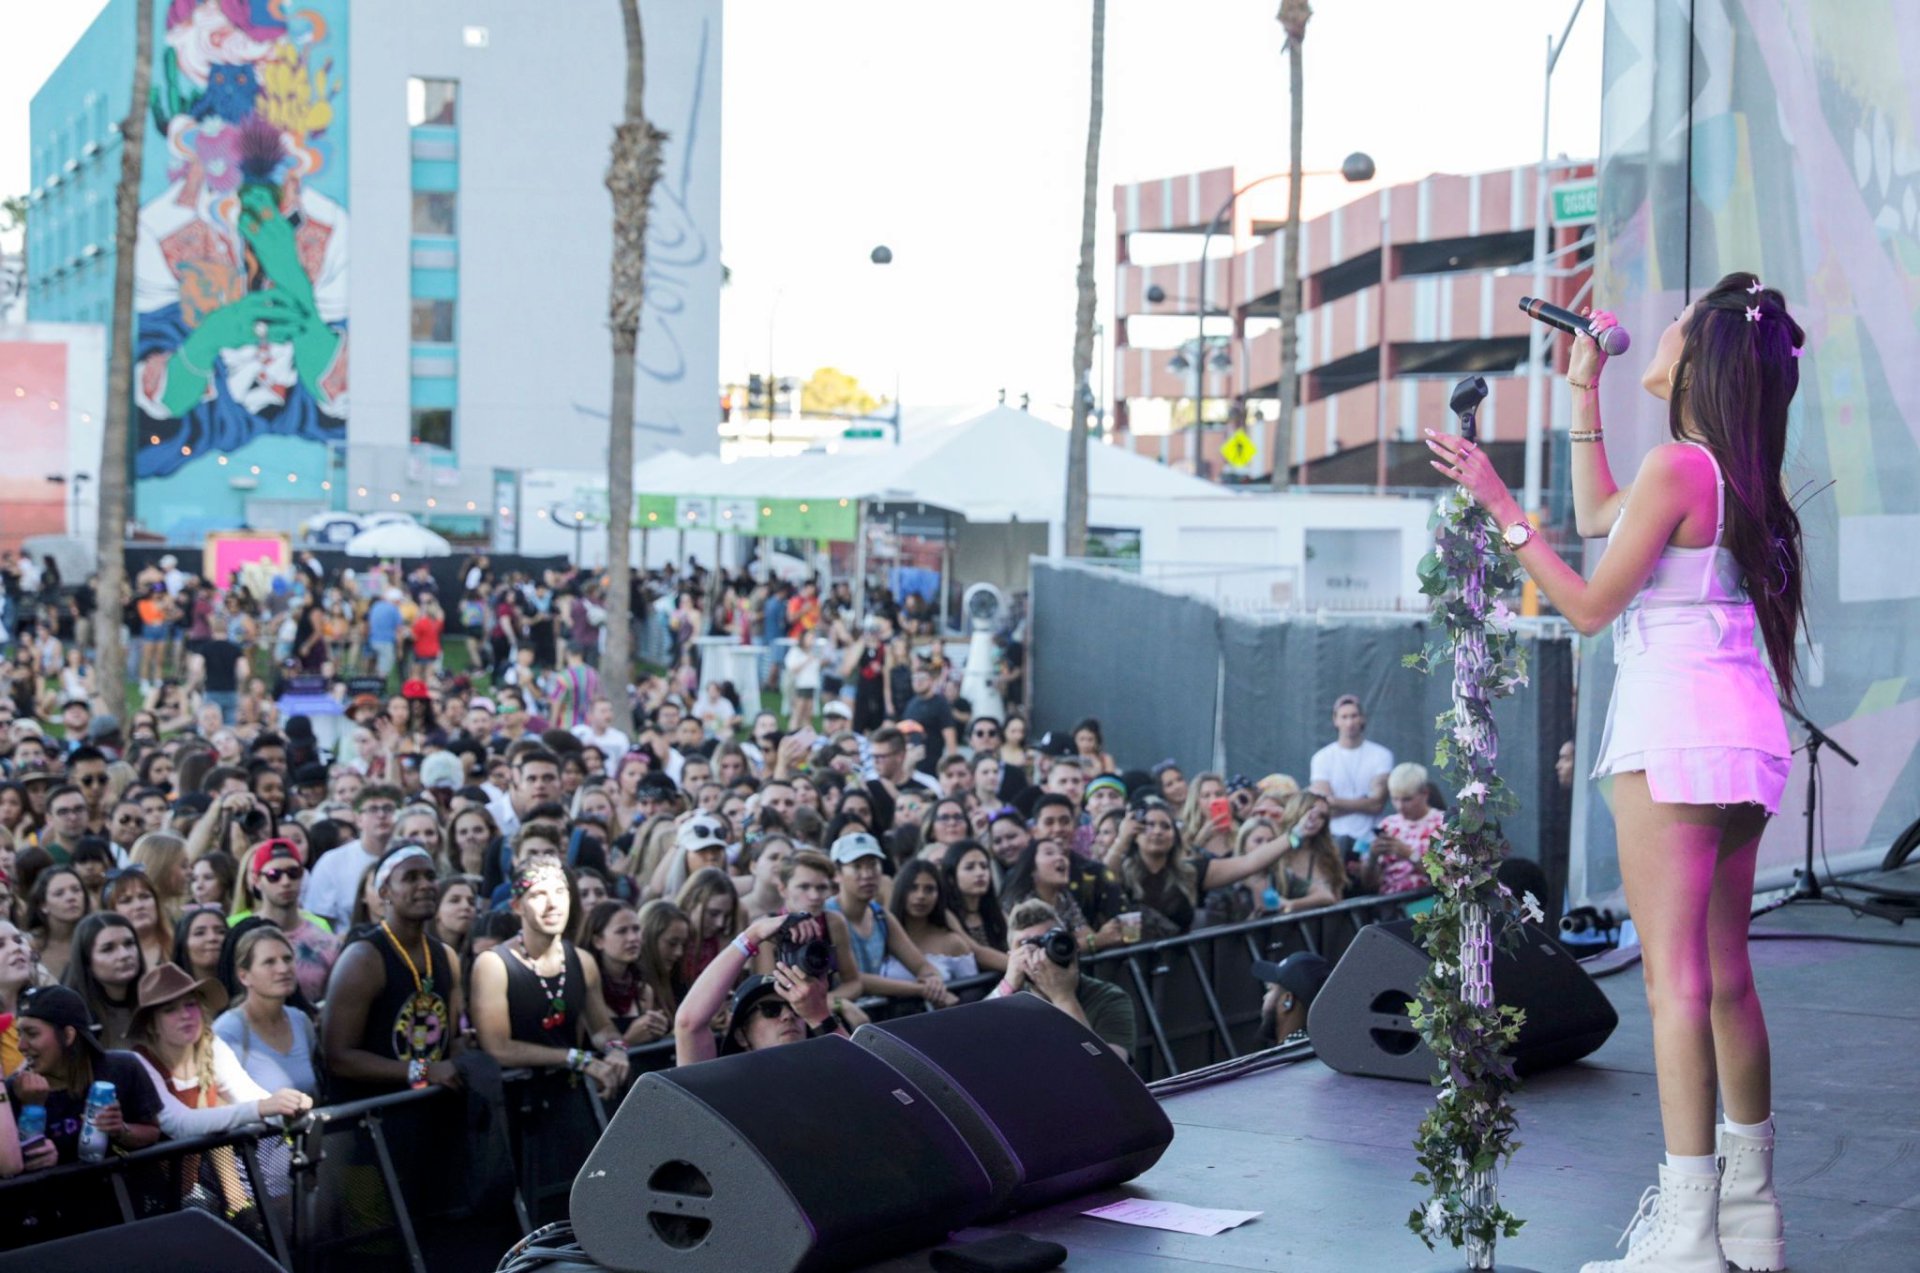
left=1221, top=428, right=1256, bottom=468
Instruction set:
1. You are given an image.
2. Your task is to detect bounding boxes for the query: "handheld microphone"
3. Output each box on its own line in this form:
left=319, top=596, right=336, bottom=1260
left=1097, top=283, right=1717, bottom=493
left=1518, top=297, right=1631, bottom=356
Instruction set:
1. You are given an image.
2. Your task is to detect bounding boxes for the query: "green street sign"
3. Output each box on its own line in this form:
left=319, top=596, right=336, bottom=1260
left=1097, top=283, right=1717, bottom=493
left=842, top=427, right=886, bottom=440
left=1551, top=178, right=1598, bottom=226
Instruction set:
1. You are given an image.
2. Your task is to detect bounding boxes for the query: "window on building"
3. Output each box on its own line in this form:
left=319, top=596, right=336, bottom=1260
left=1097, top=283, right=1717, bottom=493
left=407, top=78, right=458, bottom=127
left=411, top=299, right=455, bottom=343
left=412, top=191, right=457, bottom=236
left=412, top=408, right=455, bottom=451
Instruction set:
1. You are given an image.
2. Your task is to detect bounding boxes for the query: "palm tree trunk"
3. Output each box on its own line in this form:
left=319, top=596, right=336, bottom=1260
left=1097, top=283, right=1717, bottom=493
left=1063, top=0, right=1106, bottom=558
left=604, top=0, right=668, bottom=734
left=94, top=0, right=155, bottom=720
left=1270, top=0, right=1311, bottom=492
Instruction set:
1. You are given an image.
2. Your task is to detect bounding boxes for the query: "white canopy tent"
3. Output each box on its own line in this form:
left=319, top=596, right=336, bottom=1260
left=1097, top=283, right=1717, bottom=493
left=636, top=404, right=1225, bottom=535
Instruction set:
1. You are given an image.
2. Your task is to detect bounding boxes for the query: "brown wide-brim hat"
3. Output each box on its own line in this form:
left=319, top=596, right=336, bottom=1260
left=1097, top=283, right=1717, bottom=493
left=130, top=962, right=229, bottom=1034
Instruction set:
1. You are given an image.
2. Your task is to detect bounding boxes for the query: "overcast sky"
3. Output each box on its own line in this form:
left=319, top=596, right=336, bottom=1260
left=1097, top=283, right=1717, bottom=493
left=2, top=0, right=1603, bottom=413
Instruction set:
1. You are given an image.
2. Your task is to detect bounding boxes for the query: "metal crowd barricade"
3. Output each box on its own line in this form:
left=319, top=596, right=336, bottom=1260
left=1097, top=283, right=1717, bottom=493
left=0, top=897, right=1429, bottom=1268
left=0, top=1121, right=294, bottom=1264
left=1078, top=891, right=1429, bottom=1077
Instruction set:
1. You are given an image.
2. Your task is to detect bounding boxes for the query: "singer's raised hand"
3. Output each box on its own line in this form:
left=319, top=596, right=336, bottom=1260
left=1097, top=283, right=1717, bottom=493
left=1569, top=306, right=1617, bottom=385
left=1424, top=428, right=1517, bottom=523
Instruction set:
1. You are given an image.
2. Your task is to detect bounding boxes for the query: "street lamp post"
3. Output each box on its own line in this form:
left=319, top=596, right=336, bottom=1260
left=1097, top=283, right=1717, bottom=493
left=1524, top=0, right=1588, bottom=518
left=547, top=503, right=591, bottom=566
left=1150, top=157, right=1374, bottom=478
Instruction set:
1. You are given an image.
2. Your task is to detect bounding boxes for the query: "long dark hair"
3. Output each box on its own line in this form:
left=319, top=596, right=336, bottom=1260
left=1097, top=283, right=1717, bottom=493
left=1671, top=271, right=1808, bottom=701
left=939, top=841, right=1007, bottom=951
left=63, top=911, right=147, bottom=1026
left=887, top=858, right=952, bottom=933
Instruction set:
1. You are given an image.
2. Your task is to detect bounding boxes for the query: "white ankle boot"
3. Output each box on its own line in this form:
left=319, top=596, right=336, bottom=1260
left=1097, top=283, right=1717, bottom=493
left=1579, top=1165, right=1727, bottom=1272
left=1719, top=1124, right=1786, bottom=1271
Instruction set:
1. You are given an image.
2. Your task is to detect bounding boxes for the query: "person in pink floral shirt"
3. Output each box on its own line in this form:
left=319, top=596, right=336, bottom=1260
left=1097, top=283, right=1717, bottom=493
left=1368, top=763, right=1446, bottom=895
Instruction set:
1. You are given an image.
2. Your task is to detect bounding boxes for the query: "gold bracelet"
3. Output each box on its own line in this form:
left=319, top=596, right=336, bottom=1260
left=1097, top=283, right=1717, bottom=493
left=1567, top=376, right=1597, bottom=392
left=1569, top=429, right=1605, bottom=442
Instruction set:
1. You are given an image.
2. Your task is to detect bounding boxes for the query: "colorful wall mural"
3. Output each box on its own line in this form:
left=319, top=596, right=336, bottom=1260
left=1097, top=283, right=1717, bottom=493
left=134, top=0, right=347, bottom=536
left=1576, top=0, right=1920, bottom=901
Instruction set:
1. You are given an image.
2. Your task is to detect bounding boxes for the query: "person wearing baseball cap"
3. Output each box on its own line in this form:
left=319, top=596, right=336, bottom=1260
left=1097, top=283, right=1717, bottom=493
left=233, top=840, right=340, bottom=1005
left=1252, top=951, right=1333, bottom=1045
left=8, top=984, right=165, bottom=1169
left=826, top=832, right=954, bottom=1008
left=677, top=815, right=730, bottom=877
left=671, top=909, right=844, bottom=1067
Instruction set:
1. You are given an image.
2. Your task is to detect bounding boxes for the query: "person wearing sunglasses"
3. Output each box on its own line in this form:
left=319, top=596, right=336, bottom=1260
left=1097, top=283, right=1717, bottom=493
left=232, top=840, right=339, bottom=1006
left=673, top=908, right=844, bottom=1067
left=65, top=747, right=112, bottom=831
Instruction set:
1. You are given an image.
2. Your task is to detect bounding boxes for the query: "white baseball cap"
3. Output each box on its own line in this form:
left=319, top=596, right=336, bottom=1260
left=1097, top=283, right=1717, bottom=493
left=677, top=816, right=728, bottom=855
left=830, top=831, right=885, bottom=865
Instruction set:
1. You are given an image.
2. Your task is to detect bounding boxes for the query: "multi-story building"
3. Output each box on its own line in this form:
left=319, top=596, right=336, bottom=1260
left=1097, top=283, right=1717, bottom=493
left=1111, top=162, right=1594, bottom=508
left=21, top=0, right=721, bottom=543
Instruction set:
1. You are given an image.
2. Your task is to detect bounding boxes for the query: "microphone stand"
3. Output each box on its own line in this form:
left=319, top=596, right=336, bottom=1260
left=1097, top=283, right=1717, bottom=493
left=1755, top=698, right=1919, bottom=923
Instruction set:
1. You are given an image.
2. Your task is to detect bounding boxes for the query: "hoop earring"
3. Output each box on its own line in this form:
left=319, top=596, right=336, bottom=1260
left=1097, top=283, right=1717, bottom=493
left=1667, top=363, right=1686, bottom=393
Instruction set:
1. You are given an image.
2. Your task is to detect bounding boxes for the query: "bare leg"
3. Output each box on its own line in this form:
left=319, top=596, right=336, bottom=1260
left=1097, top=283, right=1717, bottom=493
left=1612, top=771, right=1727, bottom=1158
left=1708, top=803, right=1771, bottom=1125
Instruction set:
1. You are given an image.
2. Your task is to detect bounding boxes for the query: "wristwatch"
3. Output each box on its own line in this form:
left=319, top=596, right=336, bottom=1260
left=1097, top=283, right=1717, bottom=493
left=1501, top=520, right=1536, bottom=550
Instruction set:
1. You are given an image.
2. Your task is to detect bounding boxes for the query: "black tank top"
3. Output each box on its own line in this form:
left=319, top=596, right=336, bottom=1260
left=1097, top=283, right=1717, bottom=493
left=502, top=939, right=587, bottom=1050
left=336, top=926, right=455, bottom=1101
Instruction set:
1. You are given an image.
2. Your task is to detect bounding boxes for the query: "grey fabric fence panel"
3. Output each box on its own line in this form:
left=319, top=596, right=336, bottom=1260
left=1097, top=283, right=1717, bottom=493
left=1218, top=617, right=1573, bottom=907
left=1031, top=562, right=1575, bottom=911
left=1030, top=563, right=1220, bottom=776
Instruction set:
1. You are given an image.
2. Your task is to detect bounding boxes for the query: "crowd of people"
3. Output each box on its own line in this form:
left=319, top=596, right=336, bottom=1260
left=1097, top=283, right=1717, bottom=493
left=0, top=547, right=1460, bottom=1248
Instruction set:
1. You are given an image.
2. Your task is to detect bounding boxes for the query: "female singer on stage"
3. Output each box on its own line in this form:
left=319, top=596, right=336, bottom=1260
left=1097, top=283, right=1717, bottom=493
left=1426, top=271, right=1803, bottom=1273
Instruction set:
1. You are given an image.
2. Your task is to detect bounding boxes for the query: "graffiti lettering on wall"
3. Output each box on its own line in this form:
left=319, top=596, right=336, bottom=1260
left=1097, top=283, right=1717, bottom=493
left=135, top=0, right=347, bottom=482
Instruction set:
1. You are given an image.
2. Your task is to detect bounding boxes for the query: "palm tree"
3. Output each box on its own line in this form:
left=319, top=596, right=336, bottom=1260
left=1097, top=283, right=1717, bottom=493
left=1270, top=0, right=1312, bottom=492
left=94, top=0, right=156, bottom=721
left=1064, top=0, right=1106, bottom=557
left=602, top=0, right=668, bottom=733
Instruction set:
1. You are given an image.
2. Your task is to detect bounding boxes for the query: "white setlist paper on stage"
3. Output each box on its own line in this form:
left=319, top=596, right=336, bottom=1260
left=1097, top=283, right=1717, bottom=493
left=1083, top=1198, right=1262, bottom=1236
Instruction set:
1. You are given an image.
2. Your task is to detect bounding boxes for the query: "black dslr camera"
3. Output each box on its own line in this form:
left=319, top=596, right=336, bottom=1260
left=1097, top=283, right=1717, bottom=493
left=774, top=912, right=833, bottom=978
left=1021, top=926, right=1078, bottom=968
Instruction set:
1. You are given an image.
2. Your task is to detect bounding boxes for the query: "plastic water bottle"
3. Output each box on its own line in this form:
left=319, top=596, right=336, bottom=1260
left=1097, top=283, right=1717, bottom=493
left=77, top=1080, right=116, bottom=1163
left=1262, top=885, right=1281, bottom=913
left=15, top=1103, right=45, bottom=1144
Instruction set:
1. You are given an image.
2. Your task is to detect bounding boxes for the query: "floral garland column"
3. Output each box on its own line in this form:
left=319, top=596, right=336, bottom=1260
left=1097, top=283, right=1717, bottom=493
left=1405, top=379, right=1546, bottom=1270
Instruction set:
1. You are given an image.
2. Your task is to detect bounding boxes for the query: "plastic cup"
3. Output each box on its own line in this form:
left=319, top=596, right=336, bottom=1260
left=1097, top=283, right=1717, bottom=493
left=1119, top=911, right=1142, bottom=944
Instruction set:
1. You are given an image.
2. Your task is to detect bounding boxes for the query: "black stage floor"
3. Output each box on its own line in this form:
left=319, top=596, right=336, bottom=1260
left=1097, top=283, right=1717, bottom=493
left=867, top=869, right=1920, bottom=1273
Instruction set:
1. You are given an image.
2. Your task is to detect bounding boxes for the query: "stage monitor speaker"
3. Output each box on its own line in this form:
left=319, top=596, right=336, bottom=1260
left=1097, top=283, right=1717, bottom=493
left=1308, top=918, right=1618, bottom=1083
left=0, top=1208, right=282, bottom=1273
left=852, top=993, right=1173, bottom=1215
left=570, top=1034, right=994, bottom=1273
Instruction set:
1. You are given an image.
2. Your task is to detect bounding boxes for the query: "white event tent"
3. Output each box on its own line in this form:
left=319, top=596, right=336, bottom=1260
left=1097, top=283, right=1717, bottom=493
left=632, top=404, right=1239, bottom=593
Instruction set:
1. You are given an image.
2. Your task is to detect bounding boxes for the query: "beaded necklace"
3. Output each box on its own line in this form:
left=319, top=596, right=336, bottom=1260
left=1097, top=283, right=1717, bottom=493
left=517, top=942, right=569, bottom=1032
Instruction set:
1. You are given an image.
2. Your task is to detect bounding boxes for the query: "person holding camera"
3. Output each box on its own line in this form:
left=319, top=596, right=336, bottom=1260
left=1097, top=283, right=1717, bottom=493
left=989, top=900, right=1133, bottom=1059
left=673, top=911, right=847, bottom=1066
